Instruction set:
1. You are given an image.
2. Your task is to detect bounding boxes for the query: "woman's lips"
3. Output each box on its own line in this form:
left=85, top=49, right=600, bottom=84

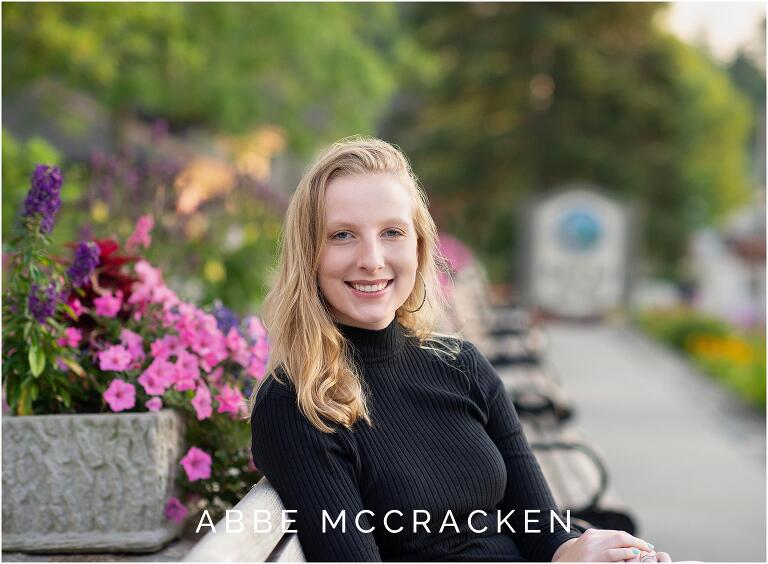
left=345, top=279, right=393, bottom=298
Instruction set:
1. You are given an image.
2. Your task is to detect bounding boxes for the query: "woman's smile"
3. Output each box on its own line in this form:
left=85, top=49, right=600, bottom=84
left=345, top=279, right=394, bottom=298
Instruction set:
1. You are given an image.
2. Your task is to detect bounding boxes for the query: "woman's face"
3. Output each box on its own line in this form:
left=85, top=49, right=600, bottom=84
left=318, top=173, right=419, bottom=330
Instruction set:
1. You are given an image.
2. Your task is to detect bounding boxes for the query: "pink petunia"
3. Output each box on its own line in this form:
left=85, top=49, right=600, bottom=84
left=191, top=385, right=213, bottom=420
left=98, top=345, right=132, bottom=371
left=103, top=379, right=136, bottom=412
left=57, top=327, right=83, bottom=348
left=145, top=397, right=163, bottom=412
left=164, top=496, right=188, bottom=524
left=215, top=385, right=245, bottom=416
left=250, top=338, right=270, bottom=362
left=207, top=366, right=224, bottom=385
left=138, top=363, right=171, bottom=396
left=150, top=335, right=185, bottom=361
left=68, top=297, right=85, bottom=319
left=94, top=290, right=123, bottom=318
left=246, top=356, right=267, bottom=380
left=180, top=446, right=212, bottom=481
left=120, top=329, right=145, bottom=362
left=246, top=316, right=267, bottom=341
left=126, top=215, right=154, bottom=251
left=173, top=350, right=199, bottom=391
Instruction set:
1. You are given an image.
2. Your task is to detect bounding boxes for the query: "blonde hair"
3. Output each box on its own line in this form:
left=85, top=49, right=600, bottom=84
left=248, top=136, right=460, bottom=433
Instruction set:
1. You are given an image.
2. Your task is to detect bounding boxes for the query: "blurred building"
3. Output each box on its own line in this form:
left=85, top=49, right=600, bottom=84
left=691, top=191, right=766, bottom=329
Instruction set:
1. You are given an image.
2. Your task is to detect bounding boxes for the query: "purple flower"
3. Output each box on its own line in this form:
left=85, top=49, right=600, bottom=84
left=152, top=119, right=169, bottom=142
left=164, top=497, right=188, bottom=524
left=212, top=300, right=239, bottom=335
left=23, top=165, right=63, bottom=234
left=67, top=241, right=101, bottom=288
left=28, top=282, right=60, bottom=323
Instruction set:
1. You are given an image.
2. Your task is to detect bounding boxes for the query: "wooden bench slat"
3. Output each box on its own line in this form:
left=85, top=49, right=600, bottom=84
left=184, top=479, right=301, bottom=562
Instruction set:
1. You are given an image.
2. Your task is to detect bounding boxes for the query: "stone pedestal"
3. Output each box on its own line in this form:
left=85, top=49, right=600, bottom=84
left=2, top=409, right=185, bottom=553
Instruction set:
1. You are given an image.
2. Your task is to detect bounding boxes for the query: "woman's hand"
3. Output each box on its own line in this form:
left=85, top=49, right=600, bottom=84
left=552, top=528, right=670, bottom=562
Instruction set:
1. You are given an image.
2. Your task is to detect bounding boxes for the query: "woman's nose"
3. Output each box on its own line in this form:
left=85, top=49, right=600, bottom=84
left=357, top=238, right=385, bottom=271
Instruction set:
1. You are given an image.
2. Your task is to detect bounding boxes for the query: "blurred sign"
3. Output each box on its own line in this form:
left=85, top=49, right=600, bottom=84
left=525, top=185, right=630, bottom=318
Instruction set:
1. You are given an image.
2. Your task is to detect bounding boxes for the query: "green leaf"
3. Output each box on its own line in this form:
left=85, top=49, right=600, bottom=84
left=61, top=304, right=78, bottom=321
left=60, top=357, right=85, bottom=377
left=28, top=344, right=46, bottom=377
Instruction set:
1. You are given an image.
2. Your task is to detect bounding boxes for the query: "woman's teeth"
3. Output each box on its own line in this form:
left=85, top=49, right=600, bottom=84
left=350, top=281, right=389, bottom=292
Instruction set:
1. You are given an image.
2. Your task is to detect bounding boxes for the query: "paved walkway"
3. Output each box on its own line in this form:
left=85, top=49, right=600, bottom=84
left=544, top=321, right=766, bottom=562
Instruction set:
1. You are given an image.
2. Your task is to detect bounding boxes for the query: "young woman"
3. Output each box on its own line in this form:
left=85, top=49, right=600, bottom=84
left=249, top=137, right=671, bottom=562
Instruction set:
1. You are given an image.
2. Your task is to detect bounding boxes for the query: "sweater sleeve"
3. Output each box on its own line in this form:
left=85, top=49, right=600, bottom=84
left=467, top=342, right=581, bottom=562
left=250, top=377, right=382, bottom=562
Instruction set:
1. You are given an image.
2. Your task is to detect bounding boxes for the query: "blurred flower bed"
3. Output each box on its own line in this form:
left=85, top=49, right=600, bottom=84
left=3, top=156, right=276, bottom=527
left=634, top=307, right=766, bottom=408
left=3, top=125, right=285, bottom=315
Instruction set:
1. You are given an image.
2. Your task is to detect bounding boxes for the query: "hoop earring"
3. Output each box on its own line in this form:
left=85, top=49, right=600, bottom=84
left=403, top=270, right=427, bottom=313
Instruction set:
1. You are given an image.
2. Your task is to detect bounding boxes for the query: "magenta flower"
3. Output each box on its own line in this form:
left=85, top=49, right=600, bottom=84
left=145, top=397, right=163, bottom=412
left=226, top=328, right=246, bottom=353
left=251, top=338, right=270, bottom=362
left=150, top=335, right=184, bottom=361
left=207, top=366, right=223, bottom=385
left=180, top=447, right=212, bottom=481
left=164, top=497, right=188, bottom=524
left=94, top=289, right=123, bottom=317
left=191, top=385, right=213, bottom=421
left=98, top=345, right=132, bottom=371
left=103, top=379, right=136, bottom=412
left=246, top=316, right=267, bottom=341
left=247, top=356, right=267, bottom=380
left=68, top=297, right=85, bottom=318
left=126, top=215, right=154, bottom=251
left=215, top=385, right=245, bottom=416
left=138, top=363, right=171, bottom=396
left=173, top=350, right=199, bottom=391
left=57, top=327, right=83, bottom=348
left=120, top=329, right=145, bottom=362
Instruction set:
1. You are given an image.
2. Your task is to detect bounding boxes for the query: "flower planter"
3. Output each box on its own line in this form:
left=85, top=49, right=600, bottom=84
left=1, top=409, right=185, bottom=553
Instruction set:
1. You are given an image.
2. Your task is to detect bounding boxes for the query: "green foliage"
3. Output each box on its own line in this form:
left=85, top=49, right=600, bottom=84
left=3, top=210, right=81, bottom=416
left=634, top=307, right=765, bottom=408
left=3, top=3, right=421, bottom=153
left=382, top=3, right=754, bottom=280
left=633, top=307, right=730, bottom=349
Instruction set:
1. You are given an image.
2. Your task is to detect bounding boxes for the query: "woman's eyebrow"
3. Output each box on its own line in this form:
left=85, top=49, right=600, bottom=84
left=326, top=218, right=411, bottom=229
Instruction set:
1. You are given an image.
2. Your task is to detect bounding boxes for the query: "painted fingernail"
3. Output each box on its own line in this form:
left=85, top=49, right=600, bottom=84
left=632, top=549, right=640, bottom=554
left=648, top=544, right=654, bottom=550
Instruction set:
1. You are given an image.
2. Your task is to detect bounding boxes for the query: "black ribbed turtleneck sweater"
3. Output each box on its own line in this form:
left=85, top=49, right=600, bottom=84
left=250, top=319, right=580, bottom=562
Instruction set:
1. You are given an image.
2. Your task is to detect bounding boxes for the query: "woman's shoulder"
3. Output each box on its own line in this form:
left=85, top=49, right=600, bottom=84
left=250, top=369, right=298, bottom=420
left=448, top=337, right=503, bottom=402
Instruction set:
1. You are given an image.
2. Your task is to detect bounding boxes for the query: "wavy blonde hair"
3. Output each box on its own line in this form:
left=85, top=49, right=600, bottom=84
left=248, top=136, right=460, bottom=433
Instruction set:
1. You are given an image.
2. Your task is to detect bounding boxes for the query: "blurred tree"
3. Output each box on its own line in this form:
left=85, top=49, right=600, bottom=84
left=3, top=3, right=425, bottom=153
left=727, top=29, right=766, bottom=185
left=382, top=3, right=753, bottom=281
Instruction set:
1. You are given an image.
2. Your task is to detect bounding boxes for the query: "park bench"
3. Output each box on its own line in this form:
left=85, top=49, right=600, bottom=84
left=446, top=261, right=637, bottom=534
left=522, top=413, right=637, bottom=534
left=448, top=265, right=574, bottom=422
left=184, top=478, right=305, bottom=562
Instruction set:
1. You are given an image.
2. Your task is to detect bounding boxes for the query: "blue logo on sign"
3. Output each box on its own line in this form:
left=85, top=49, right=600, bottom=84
left=557, top=211, right=602, bottom=252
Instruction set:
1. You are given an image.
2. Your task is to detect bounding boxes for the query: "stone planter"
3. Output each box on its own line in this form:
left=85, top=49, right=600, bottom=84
left=2, top=409, right=185, bottom=553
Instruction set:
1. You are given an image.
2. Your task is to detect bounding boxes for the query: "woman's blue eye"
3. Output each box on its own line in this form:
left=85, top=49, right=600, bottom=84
left=331, top=230, right=403, bottom=240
